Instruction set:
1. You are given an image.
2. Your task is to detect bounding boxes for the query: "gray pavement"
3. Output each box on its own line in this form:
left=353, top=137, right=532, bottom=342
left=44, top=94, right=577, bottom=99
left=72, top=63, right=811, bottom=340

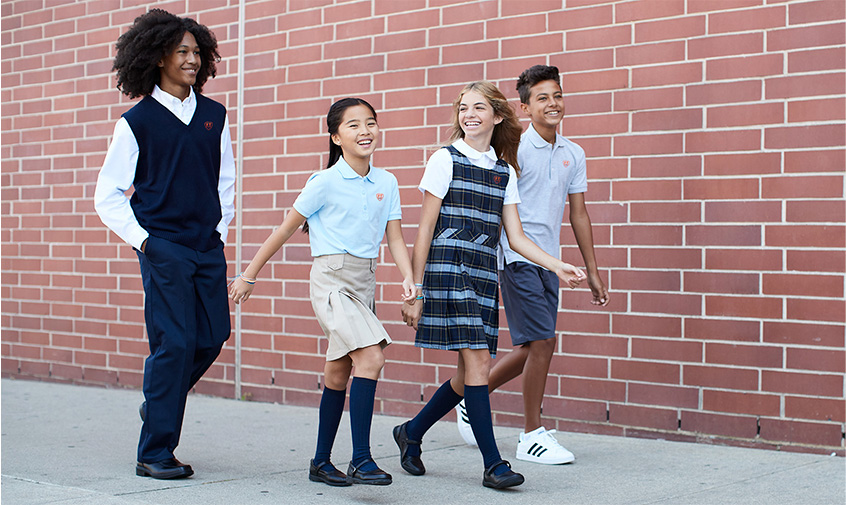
left=1, top=378, right=843, bottom=505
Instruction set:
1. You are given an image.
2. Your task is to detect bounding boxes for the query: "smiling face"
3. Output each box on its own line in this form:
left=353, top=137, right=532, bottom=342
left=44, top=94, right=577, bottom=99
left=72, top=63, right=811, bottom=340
left=331, top=104, right=379, bottom=163
left=158, top=31, right=200, bottom=100
left=521, top=79, right=565, bottom=131
left=457, top=90, right=502, bottom=150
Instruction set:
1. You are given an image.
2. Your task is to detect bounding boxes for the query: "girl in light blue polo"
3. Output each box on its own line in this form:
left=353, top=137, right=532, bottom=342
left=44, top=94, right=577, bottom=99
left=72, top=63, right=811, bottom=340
left=230, top=98, right=414, bottom=487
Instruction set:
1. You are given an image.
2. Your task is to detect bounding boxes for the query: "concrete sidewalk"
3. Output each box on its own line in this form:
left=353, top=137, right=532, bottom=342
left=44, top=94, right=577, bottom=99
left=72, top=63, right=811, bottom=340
left=1, top=378, right=843, bottom=505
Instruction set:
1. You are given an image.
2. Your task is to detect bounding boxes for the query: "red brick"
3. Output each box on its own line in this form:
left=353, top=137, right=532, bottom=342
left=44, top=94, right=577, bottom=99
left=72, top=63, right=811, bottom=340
left=614, top=224, right=683, bottom=246
left=631, top=292, right=702, bottom=316
left=707, top=342, right=782, bottom=368
left=611, top=269, right=680, bottom=292
left=686, top=271, right=761, bottom=295
left=788, top=98, right=846, bottom=123
left=633, top=108, right=702, bottom=131
left=787, top=347, right=845, bottom=374
left=687, top=129, right=761, bottom=153
left=615, top=0, right=685, bottom=23
left=784, top=149, right=845, bottom=174
left=614, top=87, right=684, bottom=111
left=687, top=224, right=762, bottom=246
left=630, top=202, right=700, bottom=223
left=685, top=177, right=760, bottom=202
left=703, top=390, right=780, bottom=417
left=759, top=418, right=843, bottom=447
left=707, top=53, right=784, bottom=80
left=786, top=249, right=844, bottom=273
left=689, top=32, right=764, bottom=59
left=710, top=5, right=786, bottom=34
left=764, top=321, right=844, bottom=348
left=681, top=410, right=758, bottom=438
left=766, top=73, right=846, bottom=100
left=501, top=0, right=561, bottom=16
left=764, top=370, right=843, bottom=397
left=764, top=272, right=843, bottom=298
left=684, top=364, right=759, bottom=390
left=561, top=377, right=626, bottom=402
left=549, top=5, right=614, bottom=31
left=787, top=297, right=845, bottom=324
left=630, top=248, right=701, bottom=270
left=705, top=201, right=782, bottom=223
left=785, top=396, right=845, bottom=423
left=706, top=295, right=782, bottom=319
left=635, top=15, right=705, bottom=43
left=550, top=48, right=614, bottom=73
left=630, top=155, right=701, bottom=178
left=768, top=22, right=846, bottom=51
left=766, top=224, right=844, bottom=248
left=632, top=62, right=701, bottom=87
left=686, top=80, right=761, bottom=106
left=561, top=334, right=627, bottom=357
left=708, top=103, right=783, bottom=128
left=704, top=152, right=781, bottom=176
left=568, top=25, right=633, bottom=52
left=619, top=40, right=687, bottom=67
left=550, top=355, right=609, bottom=379
left=765, top=124, right=846, bottom=150
left=788, top=47, right=846, bottom=73
left=629, top=383, right=699, bottom=409
left=685, top=317, right=761, bottom=342
left=614, top=133, right=683, bottom=156
left=610, top=404, right=678, bottom=431
left=705, top=249, right=782, bottom=272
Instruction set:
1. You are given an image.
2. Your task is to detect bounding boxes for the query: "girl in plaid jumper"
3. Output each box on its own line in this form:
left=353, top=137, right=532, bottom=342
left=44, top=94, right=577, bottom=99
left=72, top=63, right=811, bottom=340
left=395, top=81, right=586, bottom=489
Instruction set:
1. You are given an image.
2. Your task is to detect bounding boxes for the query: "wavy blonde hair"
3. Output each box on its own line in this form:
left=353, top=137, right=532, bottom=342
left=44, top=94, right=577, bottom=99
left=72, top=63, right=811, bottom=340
left=447, top=81, right=523, bottom=176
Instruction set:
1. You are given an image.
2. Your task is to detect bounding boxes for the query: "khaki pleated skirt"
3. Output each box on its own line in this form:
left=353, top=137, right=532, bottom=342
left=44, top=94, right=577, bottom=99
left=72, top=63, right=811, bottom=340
left=310, top=253, right=391, bottom=361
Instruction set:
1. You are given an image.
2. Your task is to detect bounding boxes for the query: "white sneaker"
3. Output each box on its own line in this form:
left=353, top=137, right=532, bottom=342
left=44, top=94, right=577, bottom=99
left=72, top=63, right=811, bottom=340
left=455, top=400, right=478, bottom=447
left=516, top=427, right=575, bottom=465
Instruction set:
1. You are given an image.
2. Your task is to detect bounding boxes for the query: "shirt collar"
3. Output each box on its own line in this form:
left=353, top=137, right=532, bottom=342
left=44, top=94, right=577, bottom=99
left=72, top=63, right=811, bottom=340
left=525, top=122, right=563, bottom=149
left=333, top=156, right=375, bottom=182
left=152, top=84, right=195, bottom=109
left=454, top=138, right=499, bottom=164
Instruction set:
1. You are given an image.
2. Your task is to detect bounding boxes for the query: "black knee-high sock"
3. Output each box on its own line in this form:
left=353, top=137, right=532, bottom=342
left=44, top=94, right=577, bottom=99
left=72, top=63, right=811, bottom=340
left=349, top=377, right=378, bottom=472
left=406, top=379, right=463, bottom=457
left=314, top=386, right=346, bottom=466
left=464, top=384, right=504, bottom=471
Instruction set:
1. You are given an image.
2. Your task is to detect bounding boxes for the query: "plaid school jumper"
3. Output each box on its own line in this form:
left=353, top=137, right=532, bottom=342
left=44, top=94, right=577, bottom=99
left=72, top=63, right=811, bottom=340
left=416, top=145, right=510, bottom=356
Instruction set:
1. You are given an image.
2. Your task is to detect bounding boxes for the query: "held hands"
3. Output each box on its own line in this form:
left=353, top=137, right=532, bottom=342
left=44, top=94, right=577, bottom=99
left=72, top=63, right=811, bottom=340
left=401, top=281, right=423, bottom=330
left=400, top=277, right=416, bottom=303
left=556, top=262, right=588, bottom=289
left=229, top=276, right=255, bottom=304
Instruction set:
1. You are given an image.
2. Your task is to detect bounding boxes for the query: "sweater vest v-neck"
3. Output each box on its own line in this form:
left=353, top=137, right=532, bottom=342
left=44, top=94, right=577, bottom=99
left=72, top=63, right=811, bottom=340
left=123, top=93, right=226, bottom=251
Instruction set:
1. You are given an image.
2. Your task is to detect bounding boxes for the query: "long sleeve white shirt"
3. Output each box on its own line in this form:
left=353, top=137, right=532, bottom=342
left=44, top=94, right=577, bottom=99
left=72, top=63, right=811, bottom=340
left=94, top=85, right=236, bottom=250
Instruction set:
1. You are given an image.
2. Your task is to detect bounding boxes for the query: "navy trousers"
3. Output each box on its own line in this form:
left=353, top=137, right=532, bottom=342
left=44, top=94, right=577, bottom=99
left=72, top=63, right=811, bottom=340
left=136, top=236, right=230, bottom=463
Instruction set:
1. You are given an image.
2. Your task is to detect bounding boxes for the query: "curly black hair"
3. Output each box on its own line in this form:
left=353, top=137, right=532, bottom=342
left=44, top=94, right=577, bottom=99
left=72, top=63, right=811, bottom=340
left=113, top=9, right=220, bottom=98
left=516, top=65, right=561, bottom=104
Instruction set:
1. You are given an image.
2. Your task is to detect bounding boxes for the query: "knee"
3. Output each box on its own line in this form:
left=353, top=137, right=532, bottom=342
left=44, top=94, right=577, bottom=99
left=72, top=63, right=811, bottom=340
left=529, top=338, right=556, bottom=357
left=357, top=351, right=385, bottom=377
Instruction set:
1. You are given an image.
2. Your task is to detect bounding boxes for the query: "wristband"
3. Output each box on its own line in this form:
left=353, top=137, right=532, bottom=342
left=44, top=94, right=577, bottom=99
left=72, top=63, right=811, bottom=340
left=239, top=273, right=256, bottom=285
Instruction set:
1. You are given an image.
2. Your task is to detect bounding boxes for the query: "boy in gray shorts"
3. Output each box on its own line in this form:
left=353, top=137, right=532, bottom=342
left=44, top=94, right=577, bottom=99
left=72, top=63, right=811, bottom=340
left=456, top=65, right=609, bottom=464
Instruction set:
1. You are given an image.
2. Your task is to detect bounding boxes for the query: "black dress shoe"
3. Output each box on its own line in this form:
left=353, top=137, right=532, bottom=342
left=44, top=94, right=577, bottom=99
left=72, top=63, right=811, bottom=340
left=482, top=460, right=524, bottom=489
left=308, top=459, right=351, bottom=487
left=136, top=458, right=194, bottom=479
left=393, top=422, right=425, bottom=476
left=346, top=459, right=392, bottom=485
left=139, top=401, right=146, bottom=422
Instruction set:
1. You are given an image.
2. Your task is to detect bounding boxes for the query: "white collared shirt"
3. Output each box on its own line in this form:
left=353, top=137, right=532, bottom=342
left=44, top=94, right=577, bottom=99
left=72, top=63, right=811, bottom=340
left=94, top=85, right=236, bottom=250
left=418, top=139, right=520, bottom=205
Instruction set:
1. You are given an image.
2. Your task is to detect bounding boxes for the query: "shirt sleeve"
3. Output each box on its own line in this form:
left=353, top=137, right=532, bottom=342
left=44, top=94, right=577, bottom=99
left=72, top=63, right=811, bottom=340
left=503, top=164, right=521, bottom=205
left=93, top=118, right=148, bottom=250
left=418, top=148, right=452, bottom=199
left=388, top=174, right=402, bottom=221
left=292, top=171, right=326, bottom=219
left=569, top=146, right=588, bottom=194
left=216, top=114, right=236, bottom=244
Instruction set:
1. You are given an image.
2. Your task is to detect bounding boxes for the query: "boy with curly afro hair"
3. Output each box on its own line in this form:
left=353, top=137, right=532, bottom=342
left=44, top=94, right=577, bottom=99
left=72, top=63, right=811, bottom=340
left=94, top=9, right=235, bottom=480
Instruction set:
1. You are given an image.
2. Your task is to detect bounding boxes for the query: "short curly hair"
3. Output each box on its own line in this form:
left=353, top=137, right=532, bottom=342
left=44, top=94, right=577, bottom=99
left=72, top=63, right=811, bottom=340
left=113, top=9, right=220, bottom=98
left=516, top=65, right=561, bottom=104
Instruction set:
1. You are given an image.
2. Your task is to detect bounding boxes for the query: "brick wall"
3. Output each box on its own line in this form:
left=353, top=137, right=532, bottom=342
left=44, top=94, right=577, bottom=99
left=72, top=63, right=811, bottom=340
left=2, top=0, right=844, bottom=454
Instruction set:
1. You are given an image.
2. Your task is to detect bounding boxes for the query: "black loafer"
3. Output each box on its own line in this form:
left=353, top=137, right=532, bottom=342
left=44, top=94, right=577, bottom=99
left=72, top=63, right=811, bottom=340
left=136, top=458, right=193, bottom=479
left=139, top=401, right=146, bottom=422
left=346, top=459, right=392, bottom=485
left=482, top=460, right=524, bottom=489
left=309, top=459, right=351, bottom=487
left=393, top=422, right=425, bottom=476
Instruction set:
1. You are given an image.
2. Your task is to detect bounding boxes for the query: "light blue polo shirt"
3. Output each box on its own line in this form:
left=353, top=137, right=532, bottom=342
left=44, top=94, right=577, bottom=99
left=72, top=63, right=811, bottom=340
left=500, top=123, right=588, bottom=267
left=293, top=157, right=401, bottom=259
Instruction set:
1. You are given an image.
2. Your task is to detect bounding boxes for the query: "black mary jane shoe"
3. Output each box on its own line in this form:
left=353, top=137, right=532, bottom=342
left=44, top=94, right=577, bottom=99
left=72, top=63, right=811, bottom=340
left=393, top=422, right=425, bottom=476
left=482, top=460, right=524, bottom=489
left=309, top=459, right=351, bottom=487
left=136, top=458, right=194, bottom=479
left=346, top=459, right=392, bottom=485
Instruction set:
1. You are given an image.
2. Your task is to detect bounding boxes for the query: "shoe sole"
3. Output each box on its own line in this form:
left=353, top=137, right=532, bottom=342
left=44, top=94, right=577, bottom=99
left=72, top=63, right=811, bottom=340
left=308, top=474, right=352, bottom=487
left=516, top=452, right=575, bottom=465
left=346, top=476, right=392, bottom=486
left=135, top=466, right=193, bottom=479
left=483, top=474, right=525, bottom=489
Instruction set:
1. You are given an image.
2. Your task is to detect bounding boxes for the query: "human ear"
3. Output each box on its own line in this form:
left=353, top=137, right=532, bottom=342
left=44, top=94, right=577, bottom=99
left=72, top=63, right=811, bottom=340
left=331, top=133, right=341, bottom=146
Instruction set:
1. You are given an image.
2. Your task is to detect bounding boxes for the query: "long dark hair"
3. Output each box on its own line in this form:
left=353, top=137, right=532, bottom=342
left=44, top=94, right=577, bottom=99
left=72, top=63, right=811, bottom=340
left=303, top=97, right=378, bottom=233
left=113, top=9, right=220, bottom=98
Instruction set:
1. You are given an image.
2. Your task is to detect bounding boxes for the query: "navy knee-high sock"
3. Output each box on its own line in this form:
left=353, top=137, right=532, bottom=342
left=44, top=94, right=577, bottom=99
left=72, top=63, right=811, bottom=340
left=314, top=386, right=346, bottom=466
left=405, top=379, right=463, bottom=457
left=349, top=377, right=378, bottom=472
left=464, top=384, right=505, bottom=473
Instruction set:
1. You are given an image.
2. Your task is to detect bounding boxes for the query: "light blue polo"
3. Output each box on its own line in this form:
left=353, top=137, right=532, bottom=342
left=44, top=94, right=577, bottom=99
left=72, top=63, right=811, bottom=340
left=293, top=157, right=401, bottom=259
left=500, top=123, right=588, bottom=267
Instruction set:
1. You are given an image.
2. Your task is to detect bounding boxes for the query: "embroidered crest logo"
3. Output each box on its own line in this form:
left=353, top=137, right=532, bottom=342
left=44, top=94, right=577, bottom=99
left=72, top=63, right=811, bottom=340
left=376, top=193, right=384, bottom=201
left=204, top=121, right=213, bottom=130
left=562, top=160, right=570, bottom=167
left=493, top=176, right=502, bottom=184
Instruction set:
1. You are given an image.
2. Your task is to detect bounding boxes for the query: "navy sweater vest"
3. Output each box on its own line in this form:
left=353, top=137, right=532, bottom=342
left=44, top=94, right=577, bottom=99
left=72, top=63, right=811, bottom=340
left=123, top=93, right=226, bottom=252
